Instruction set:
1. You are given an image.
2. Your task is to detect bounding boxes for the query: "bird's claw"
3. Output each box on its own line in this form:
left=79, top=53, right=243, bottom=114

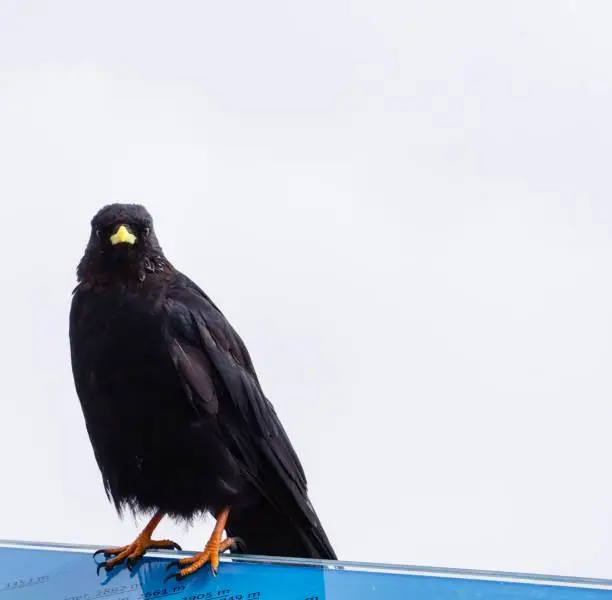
left=163, top=565, right=184, bottom=583
left=163, top=536, right=242, bottom=581
left=165, top=559, right=181, bottom=572
left=164, top=559, right=193, bottom=583
left=93, top=538, right=182, bottom=575
left=96, top=561, right=111, bottom=576
left=163, top=562, right=215, bottom=583
left=95, top=554, right=127, bottom=575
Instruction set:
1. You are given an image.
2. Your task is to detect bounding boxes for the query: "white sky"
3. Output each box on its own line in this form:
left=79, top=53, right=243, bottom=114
left=1, top=0, right=612, bottom=580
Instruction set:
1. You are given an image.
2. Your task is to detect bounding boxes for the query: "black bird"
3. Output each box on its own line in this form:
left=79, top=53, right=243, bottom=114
left=69, top=203, right=336, bottom=579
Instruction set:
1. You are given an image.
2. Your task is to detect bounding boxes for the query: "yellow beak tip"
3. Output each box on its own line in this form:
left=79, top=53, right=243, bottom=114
left=110, top=224, right=137, bottom=245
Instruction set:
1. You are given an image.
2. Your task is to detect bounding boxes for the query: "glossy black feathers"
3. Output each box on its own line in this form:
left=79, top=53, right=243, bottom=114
left=69, top=203, right=336, bottom=560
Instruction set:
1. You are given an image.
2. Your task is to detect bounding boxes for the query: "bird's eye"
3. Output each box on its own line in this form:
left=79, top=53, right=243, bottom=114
left=144, top=227, right=151, bottom=237
left=95, top=228, right=101, bottom=239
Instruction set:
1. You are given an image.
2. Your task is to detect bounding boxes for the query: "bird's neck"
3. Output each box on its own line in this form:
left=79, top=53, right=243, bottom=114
left=76, top=253, right=173, bottom=292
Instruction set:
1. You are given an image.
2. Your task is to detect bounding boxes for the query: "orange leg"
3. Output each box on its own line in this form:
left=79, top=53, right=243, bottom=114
left=94, top=511, right=181, bottom=574
left=165, top=508, right=243, bottom=580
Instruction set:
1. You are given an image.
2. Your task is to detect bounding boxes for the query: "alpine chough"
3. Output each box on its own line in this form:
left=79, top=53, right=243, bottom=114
left=69, top=203, right=336, bottom=579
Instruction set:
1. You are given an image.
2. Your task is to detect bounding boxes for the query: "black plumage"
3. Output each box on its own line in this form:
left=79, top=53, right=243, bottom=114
left=69, top=204, right=336, bottom=577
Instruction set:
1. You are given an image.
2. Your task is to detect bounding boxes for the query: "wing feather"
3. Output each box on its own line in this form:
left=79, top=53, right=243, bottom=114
left=169, top=338, right=219, bottom=416
left=163, top=274, right=309, bottom=501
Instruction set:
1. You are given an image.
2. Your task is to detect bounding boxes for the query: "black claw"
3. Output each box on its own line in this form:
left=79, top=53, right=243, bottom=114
left=165, top=559, right=181, bottom=572
left=164, top=571, right=183, bottom=584
left=96, top=561, right=110, bottom=576
left=93, top=549, right=108, bottom=559
left=170, top=542, right=182, bottom=551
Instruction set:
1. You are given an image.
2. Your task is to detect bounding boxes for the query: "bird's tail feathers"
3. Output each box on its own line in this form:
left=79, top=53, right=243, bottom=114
left=226, top=494, right=336, bottom=561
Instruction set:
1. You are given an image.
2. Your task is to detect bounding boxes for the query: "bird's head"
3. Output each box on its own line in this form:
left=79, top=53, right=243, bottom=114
left=77, top=203, right=167, bottom=284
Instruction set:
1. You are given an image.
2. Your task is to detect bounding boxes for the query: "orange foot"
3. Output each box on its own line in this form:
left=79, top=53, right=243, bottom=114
left=94, top=512, right=181, bottom=574
left=165, top=508, right=244, bottom=580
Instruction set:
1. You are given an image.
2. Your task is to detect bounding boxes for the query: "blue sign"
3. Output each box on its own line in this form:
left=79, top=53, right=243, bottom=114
left=1, top=541, right=611, bottom=600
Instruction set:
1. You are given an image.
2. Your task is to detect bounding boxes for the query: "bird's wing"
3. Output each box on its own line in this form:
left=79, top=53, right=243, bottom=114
left=162, top=272, right=308, bottom=500
left=167, top=334, right=220, bottom=417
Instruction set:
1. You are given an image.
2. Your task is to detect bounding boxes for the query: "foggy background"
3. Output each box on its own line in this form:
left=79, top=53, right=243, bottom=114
left=1, top=0, right=612, bottom=579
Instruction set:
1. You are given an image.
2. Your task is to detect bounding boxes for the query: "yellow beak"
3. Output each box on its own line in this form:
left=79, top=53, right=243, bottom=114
left=109, top=224, right=137, bottom=245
